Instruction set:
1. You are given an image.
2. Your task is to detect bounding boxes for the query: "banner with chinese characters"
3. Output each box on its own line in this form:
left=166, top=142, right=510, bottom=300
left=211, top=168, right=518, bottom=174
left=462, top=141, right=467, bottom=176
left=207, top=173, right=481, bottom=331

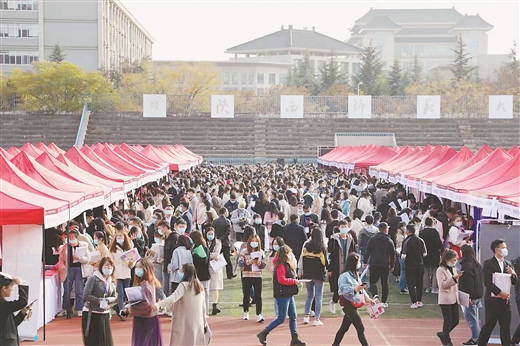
left=348, top=96, right=371, bottom=118
left=417, top=95, right=440, bottom=119
left=143, top=94, right=167, bottom=117
left=280, top=95, right=304, bottom=118
left=211, top=95, right=234, bottom=118
left=489, top=95, right=513, bottom=119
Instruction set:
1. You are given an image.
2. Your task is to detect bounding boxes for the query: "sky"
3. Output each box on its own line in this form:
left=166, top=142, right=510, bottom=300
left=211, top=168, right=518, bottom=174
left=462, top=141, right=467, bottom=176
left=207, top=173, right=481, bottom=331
left=121, top=0, right=520, bottom=61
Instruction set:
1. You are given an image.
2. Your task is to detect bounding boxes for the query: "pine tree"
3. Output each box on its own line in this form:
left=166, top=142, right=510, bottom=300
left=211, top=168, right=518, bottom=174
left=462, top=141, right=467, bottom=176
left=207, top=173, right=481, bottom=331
left=351, top=41, right=385, bottom=95
left=319, top=56, right=344, bottom=92
left=411, top=55, right=422, bottom=83
left=48, top=43, right=66, bottom=63
left=388, top=59, right=403, bottom=96
left=450, top=35, right=477, bottom=82
left=507, top=41, right=519, bottom=76
left=287, top=52, right=318, bottom=95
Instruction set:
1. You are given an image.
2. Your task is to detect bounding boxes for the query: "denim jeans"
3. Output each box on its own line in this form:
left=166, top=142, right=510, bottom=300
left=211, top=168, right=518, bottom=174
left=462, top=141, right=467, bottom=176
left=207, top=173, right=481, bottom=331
left=399, top=258, right=407, bottom=291
left=265, top=296, right=297, bottom=335
left=462, top=299, right=481, bottom=340
left=305, top=280, right=324, bottom=318
left=62, top=267, right=84, bottom=311
left=116, top=278, right=131, bottom=312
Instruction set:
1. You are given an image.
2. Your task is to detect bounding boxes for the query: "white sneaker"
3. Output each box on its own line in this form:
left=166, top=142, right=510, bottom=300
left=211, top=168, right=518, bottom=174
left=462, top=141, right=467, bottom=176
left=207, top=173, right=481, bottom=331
left=381, top=302, right=388, bottom=308
left=329, top=300, right=336, bottom=314
left=303, top=315, right=310, bottom=324
left=56, top=310, right=67, bottom=317
left=416, top=301, right=424, bottom=308
left=431, top=288, right=439, bottom=294
left=243, top=312, right=249, bottom=320
left=309, top=310, right=315, bottom=317
left=313, top=320, right=323, bottom=326
left=410, top=303, right=418, bottom=309
left=168, top=311, right=173, bottom=317
left=256, top=314, right=264, bottom=323
left=77, top=311, right=83, bottom=317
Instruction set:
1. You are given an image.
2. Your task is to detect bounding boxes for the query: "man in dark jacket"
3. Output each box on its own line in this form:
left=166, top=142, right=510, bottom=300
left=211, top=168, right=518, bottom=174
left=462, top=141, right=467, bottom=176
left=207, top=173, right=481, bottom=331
left=401, top=225, right=427, bottom=308
left=283, top=214, right=308, bottom=261
left=178, top=201, right=193, bottom=232
left=512, top=256, right=520, bottom=345
left=419, top=217, right=443, bottom=294
left=299, top=205, right=319, bottom=236
left=325, top=209, right=340, bottom=239
left=212, top=208, right=235, bottom=279
left=160, top=220, right=179, bottom=297
left=363, top=222, right=395, bottom=307
left=224, top=193, right=239, bottom=215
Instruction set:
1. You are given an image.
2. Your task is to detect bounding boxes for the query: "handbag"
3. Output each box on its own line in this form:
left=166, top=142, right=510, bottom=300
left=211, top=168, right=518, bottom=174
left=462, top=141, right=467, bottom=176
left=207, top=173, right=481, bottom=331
left=339, top=293, right=365, bottom=309
left=279, top=263, right=299, bottom=296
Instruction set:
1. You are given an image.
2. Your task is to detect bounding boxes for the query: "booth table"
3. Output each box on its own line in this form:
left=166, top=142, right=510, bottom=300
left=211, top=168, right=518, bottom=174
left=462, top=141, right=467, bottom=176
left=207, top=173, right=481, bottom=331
left=37, top=271, right=61, bottom=331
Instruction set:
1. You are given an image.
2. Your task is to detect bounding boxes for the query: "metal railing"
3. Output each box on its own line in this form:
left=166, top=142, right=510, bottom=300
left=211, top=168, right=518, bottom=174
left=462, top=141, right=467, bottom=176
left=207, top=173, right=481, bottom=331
left=203, top=157, right=317, bottom=165
left=2, top=94, right=519, bottom=118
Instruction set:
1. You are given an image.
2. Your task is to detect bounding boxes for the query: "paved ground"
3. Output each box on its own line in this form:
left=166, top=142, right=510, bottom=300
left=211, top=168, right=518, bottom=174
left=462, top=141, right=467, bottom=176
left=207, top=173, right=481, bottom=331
left=31, top=314, right=471, bottom=346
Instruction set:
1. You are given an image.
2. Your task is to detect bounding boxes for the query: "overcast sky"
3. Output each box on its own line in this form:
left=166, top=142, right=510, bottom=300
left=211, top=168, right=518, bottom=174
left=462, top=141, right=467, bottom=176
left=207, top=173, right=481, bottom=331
left=121, top=0, right=519, bottom=61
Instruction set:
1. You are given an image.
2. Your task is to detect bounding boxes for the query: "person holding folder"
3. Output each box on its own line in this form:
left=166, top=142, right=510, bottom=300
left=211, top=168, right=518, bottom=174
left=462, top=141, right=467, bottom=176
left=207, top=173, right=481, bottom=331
left=478, top=239, right=518, bottom=346
left=0, top=273, right=30, bottom=346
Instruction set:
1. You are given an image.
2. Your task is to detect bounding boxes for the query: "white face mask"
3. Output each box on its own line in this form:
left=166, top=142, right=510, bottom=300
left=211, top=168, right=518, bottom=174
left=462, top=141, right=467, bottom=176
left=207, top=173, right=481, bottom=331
left=455, top=221, right=463, bottom=227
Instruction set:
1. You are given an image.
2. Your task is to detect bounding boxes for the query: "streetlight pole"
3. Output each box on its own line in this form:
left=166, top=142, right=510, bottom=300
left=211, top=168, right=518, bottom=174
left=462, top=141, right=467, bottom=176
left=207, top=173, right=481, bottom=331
left=357, top=81, right=363, bottom=95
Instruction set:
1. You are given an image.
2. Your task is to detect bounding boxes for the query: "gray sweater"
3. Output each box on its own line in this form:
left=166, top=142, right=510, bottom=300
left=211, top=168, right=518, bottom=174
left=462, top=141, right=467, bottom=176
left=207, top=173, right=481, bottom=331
left=83, top=271, right=117, bottom=313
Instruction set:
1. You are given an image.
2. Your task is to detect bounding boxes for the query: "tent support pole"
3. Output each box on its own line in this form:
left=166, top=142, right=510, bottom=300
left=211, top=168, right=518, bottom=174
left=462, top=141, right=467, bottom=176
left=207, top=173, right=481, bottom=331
left=42, top=225, right=46, bottom=341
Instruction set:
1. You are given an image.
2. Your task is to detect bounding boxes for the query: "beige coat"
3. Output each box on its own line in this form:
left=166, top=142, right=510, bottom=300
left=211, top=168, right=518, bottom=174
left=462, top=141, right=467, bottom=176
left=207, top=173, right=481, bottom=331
left=159, top=282, right=207, bottom=346
left=55, top=241, right=92, bottom=282
left=436, top=266, right=460, bottom=305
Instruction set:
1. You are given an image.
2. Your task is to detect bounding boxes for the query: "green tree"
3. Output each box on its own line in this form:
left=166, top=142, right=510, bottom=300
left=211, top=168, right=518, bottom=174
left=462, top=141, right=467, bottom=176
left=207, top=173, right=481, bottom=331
left=9, top=61, right=112, bottom=112
left=318, top=56, right=345, bottom=92
left=352, top=41, right=386, bottom=95
left=48, top=43, right=66, bottom=63
left=287, top=52, right=318, bottom=95
left=102, top=57, right=150, bottom=89
left=411, top=55, right=422, bottom=83
left=387, top=59, right=403, bottom=96
left=450, top=35, right=477, bottom=83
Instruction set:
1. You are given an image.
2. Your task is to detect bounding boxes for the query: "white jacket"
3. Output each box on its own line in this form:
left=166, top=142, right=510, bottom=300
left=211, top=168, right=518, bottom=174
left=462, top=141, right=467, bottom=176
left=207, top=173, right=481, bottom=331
left=109, top=245, right=134, bottom=280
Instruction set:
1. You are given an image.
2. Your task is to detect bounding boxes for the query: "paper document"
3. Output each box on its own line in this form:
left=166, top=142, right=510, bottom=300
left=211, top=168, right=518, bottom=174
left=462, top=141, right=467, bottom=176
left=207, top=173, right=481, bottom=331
left=121, top=248, right=141, bottom=266
left=250, top=251, right=263, bottom=260
left=73, top=246, right=88, bottom=263
left=125, top=286, right=143, bottom=302
left=491, top=273, right=511, bottom=297
left=150, top=243, right=164, bottom=258
left=299, top=279, right=312, bottom=283
left=458, top=291, right=470, bottom=308
left=210, top=253, right=227, bottom=272
left=89, top=250, right=101, bottom=263
left=457, top=231, right=474, bottom=242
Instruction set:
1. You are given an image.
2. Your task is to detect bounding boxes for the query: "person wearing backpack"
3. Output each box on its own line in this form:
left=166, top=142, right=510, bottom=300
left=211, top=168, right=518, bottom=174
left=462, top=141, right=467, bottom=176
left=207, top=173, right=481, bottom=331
left=358, top=215, right=378, bottom=257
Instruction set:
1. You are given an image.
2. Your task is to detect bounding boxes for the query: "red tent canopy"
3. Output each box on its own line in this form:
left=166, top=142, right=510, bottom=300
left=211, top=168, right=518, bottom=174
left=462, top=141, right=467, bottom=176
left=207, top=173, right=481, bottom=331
left=350, top=146, right=399, bottom=169
left=47, top=142, right=66, bottom=154
left=508, top=146, right=519, bottom=156
left=140, top=145, right=180, bottom=171
left=0, top=147, right=14, bottom=160
left=20, top=142, right=43, bottom=157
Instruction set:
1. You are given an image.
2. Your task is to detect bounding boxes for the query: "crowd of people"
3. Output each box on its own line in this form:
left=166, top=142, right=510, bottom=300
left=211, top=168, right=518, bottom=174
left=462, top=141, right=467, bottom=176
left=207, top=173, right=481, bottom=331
left=5, top=163, right=518, bottom=346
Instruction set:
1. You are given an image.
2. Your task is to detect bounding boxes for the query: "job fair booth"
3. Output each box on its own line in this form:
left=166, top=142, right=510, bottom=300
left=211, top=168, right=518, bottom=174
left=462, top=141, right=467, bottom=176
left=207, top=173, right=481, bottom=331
left=0, top=142, right=201, bottom=340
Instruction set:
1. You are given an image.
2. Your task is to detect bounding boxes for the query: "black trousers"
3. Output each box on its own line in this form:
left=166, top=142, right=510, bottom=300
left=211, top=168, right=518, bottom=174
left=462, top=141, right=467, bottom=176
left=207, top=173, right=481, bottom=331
left=332, top=302, right=369, bottom=346
left=369, top=266, right=390, bottom=303
left=170, top=282, right=179, bottom=294
left=405, top=265, right=424, bottom=303
left=329, top=273, right=339, bottom=303
left=242, top=277, right=262, bottom=315
left=440, top=303, right=459, bottom=344
left=512, top=298, right=520, bottom=344
left=478, top=298, right=512, bottom=346
left=221, top=245, right=233, bottom=279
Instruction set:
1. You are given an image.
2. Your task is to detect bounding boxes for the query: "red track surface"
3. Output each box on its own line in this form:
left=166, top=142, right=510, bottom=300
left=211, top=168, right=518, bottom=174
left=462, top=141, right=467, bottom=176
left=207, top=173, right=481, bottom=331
left=28, top=315, right=471, bottom=346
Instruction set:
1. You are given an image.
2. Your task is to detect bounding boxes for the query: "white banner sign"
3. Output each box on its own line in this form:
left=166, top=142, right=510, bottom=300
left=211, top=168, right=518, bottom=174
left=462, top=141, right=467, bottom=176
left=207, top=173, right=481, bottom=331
left=489, top=95, right=513, bottom=119
left=348, top=96, right=372, bottom=118
left=280, top=95, right=304, bottom=118
left=143, top=94, right=167, bottom=118
left=417, top=95, right=441, bottom=119
left=211, top=95, right=234, bottom=118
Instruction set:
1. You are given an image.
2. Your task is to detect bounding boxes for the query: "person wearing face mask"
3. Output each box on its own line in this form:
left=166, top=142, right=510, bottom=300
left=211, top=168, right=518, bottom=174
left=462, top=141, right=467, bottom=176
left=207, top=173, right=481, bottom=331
left=436, top=249, right=463, bottom=346
left=168, top=235, right=194, bottom=294
left=478, top=239, right=518, bottom=346
left=190, top=231, right=211, bottom=317
left=81, top=257, right=117, bottom=346
left=401, top=225, right=427, bottom=309
left=148, top=230, right=166, bottom=303
left=126, top=258, right=163, bottom=346
left=129, top=226, right=147, bottom=258
left=56, top=228, right=91, bottom=317
left=357, top=191, right=373, bottom=222
left=178, top=201, right=194, bottom=233
left=327, top=220, right=355, bottom=314
left=299, top=205, right=319, bottom=237
left=347, top=189, right=359, bottom=220
left=238, top=234, right=266, bottom=322
left=311, top=190, right=323, bottom=217
left=269, top=212, right=285, bottom=240
left=252, top=214, right=267, bottom=250
left=205, top=228, right=223, bottom=315
left=163, top=205, right=176, bottom=230
left=159, top=220, right=178, bottom=298
left=448, top=215, right=471, bottom=258
left=108, top=229, right=135, bottom=320
left=91, top=231, right=109, bottom=268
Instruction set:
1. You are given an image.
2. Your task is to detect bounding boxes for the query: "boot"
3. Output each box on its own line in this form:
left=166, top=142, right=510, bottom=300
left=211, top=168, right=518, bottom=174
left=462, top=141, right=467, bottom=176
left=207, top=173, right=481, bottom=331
left=211, top=303, right=221, bottom=315
left=290, top=333, right=306, bottom=346
left=257, top=330, right=268, bottom=345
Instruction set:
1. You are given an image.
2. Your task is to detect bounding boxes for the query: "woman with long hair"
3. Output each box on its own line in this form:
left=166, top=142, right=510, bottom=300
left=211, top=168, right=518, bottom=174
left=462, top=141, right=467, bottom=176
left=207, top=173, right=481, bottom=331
left=319, top=208, right=332, bottom=234
left=458, top=244, right=483, bottom=345
left=108, top=228, right=135, bottom=320
left=205, top=227, right=224, bottom=315
left=448, top=214, right=471, bottom=258
left=386, top=207, right=402, bottom=244
left=82, top=257, right=117, bottom=346
left=436, top=249, right=463, bottom=346
left=257, top=245, right=306, bottom=346
left=263, top=202, right=279, bottom=234
left=190, top=231, right=211, bottom=317
left=238, top=234, right=266, bottom=322
left=157, top=264, right=207, bottom=346
left=252, top=190, right=269, bottom=220
left=128, top=258, right=162, bottom=346
left=298, top=225, right=328, bottom=326
left=332, top=252, right=372, bottom=346
left=0, top=273, right=29, bottom=346
left=168, top=234, right=193, bottom=293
